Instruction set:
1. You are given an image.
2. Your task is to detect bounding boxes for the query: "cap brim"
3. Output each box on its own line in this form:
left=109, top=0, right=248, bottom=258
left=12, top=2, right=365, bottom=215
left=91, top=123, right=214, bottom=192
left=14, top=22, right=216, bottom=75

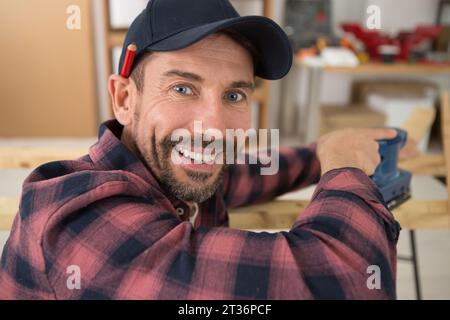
left=144, top=16, right=293, bottom=80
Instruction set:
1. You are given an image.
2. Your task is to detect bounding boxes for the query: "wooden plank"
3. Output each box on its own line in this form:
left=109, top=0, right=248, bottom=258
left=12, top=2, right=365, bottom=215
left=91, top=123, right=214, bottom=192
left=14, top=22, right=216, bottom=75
left=263, top=0, right=275, bottom=19
left=252, top=83, right=267, bottom=105
left=0, top=147, right=87, bottom=169
left=399, top=154, right=446, bottom=176
left=101, top=0, right=114, bottom=120
left=0, top=197, right=19, bottom=230
left=323, top=63, right=450, bottom=74
left=0, top=143, right=444, bottom=174
left=0, top=215, right=15, bottom=231
left=393, top=200, right=449, bottom=229
left=441, top=91, right=450, bottom=221
left=108, top=30, right=126, bottom=48
left=229, top=199, right=449, bottom=230
left=401, top=107, right=436, bottom=143
left=252, top=0, right=274, bottom=129
left=230, top=200, right=308, bottom=230
left=294, top=58, right=450, bottom=74
left=1, top=196, right=448, bottom=231
left=256, top=81, right=269, bottom=129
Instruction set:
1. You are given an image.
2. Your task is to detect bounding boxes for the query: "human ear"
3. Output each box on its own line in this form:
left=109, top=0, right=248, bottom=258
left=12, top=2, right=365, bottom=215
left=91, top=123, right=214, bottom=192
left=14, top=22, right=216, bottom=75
left=108, top=74, right=136, bottom=126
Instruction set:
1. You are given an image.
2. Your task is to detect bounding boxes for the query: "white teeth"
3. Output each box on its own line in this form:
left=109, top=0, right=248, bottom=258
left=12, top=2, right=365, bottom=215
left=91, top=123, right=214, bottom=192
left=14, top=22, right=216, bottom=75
left=175, top=145, right=216, bottom=163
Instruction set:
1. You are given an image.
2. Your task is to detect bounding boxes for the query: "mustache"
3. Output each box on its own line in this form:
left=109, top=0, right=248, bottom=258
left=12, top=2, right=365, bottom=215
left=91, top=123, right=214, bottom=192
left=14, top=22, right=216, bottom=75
left=159, top=134, right=242, bottom=166
left=161, top=134, right=231, bottom=151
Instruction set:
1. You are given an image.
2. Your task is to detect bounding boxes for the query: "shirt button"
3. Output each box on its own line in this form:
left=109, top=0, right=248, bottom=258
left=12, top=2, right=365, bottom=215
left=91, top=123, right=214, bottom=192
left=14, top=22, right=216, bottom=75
left=176, top=207, right=185, bottom=216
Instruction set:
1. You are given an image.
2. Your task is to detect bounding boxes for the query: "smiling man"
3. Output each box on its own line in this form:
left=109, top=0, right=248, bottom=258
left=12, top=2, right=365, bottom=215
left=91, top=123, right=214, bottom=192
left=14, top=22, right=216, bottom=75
left=114, top=31, right=256, bottom=205
left=0, top=0, right=400, bottom=299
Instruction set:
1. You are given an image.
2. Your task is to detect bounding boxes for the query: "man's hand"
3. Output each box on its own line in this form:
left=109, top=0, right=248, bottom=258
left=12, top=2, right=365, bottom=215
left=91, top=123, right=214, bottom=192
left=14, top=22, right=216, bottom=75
left=317, top=128, right=398, bottom=176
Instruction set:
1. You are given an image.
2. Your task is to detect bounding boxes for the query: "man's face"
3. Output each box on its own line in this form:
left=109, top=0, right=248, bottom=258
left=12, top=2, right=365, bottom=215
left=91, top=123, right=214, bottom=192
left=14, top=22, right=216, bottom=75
left=124, top=34, right=254, bottom=203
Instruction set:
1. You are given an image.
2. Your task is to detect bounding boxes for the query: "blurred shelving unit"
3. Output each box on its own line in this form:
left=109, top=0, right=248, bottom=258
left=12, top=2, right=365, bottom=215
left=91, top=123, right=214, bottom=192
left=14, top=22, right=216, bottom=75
left=321, top=63, right=450, bottom=74
left=289, top=57, right=450, bottom=143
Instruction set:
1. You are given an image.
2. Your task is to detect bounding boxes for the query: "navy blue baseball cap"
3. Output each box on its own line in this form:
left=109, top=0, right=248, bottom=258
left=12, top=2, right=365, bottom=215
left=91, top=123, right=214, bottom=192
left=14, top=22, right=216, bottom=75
left=118, top=0, right=293, bottom=80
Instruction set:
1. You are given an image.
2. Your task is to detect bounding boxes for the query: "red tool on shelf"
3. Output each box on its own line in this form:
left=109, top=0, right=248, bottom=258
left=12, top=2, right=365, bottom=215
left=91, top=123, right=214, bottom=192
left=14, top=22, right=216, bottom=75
left=341, top=23, right=442, bottom=62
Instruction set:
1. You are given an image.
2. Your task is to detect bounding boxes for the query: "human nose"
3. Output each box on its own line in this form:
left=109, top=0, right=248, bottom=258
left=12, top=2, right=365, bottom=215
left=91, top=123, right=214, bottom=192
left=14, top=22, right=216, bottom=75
left=190, top=95, right=227, bottom=136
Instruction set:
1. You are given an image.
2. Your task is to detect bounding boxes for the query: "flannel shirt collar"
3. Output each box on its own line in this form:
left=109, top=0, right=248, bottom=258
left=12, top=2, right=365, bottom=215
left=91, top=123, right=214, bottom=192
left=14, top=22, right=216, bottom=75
left=88, top=119, right=194, bottom=217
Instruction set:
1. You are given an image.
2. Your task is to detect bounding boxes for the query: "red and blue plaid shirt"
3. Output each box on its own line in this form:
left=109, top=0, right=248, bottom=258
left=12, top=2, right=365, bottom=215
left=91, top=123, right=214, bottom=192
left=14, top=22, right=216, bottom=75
left=0, top=120, right=400, bottom=299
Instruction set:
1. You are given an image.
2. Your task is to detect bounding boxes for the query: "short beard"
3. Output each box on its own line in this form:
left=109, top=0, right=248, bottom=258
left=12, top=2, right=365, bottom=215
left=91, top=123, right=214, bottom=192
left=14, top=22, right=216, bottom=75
left=132, top=125, right=227, bottom=203
left=159, top=162, right=227, bottom=203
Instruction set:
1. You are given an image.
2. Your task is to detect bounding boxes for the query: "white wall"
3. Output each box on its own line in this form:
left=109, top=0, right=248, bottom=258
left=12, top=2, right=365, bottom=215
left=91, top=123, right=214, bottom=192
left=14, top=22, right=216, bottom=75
left=331, top=0, right=366, bottom=36
left=230, top=0, right=263, bottom=15
left=331, top=0, right=440, bottom=36
left=109, top=0, right=148, bottom=29
left=365, top=0, right=440, bottom=35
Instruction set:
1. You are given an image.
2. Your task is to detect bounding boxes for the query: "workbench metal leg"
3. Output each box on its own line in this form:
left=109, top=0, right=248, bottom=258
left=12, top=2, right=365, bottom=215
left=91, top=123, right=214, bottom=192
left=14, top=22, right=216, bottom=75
left=397, top=230, right=422, bottom=299
left=409, top=230, right=422, bottom=300
left=304, top=65, right=323, bottom=143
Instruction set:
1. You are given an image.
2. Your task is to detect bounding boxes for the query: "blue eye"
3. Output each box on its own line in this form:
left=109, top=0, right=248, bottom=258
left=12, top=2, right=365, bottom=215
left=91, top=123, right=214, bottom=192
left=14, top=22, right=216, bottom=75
left=173, top=85, right=193, bottom=95
left=225, top=91, right=243, bottom=102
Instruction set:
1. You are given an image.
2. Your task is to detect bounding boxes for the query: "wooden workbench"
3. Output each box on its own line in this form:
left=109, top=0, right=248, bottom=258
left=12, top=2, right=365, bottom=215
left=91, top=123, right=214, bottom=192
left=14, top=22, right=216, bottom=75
left=1, top=172, right=448, bottom=230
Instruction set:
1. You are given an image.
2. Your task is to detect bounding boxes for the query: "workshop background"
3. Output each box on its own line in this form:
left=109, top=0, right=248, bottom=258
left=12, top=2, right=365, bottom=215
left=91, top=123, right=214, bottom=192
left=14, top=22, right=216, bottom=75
left=1, top=0, right=449, bottom=299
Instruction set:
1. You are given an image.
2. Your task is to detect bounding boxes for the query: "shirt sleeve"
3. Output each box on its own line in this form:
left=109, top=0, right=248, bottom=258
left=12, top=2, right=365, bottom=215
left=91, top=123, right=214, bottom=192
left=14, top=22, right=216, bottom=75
left=222, top=144, right=321, bottom=209
left=14, top=168, right=399, bottom=300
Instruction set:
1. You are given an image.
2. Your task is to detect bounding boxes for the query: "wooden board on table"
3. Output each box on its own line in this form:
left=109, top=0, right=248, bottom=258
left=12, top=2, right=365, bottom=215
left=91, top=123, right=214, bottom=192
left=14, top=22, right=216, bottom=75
left=1, top=197, right=448, bottom=231
left=229, top=199, right=449, bottom=230
left=0, top=197, right=19, bottom=230
left=399, top=154, right=446, bottom=176
left=0, top=147, right=88, bottom=169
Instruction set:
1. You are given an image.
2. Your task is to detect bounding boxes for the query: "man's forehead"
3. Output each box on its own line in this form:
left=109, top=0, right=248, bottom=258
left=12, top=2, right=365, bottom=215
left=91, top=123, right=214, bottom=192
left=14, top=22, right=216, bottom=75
left=160, top=68, right=255, bottom=90
left=158, top=33, right=252, bottom=60
left=145, top=39, right=254, bottom=82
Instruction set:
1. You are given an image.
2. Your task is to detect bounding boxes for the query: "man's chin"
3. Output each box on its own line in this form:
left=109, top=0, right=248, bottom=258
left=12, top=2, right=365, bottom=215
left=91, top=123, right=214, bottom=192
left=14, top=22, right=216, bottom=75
left=163, top=165, right=224, bottom=203
left=175, top=164, right=220, bottom=184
